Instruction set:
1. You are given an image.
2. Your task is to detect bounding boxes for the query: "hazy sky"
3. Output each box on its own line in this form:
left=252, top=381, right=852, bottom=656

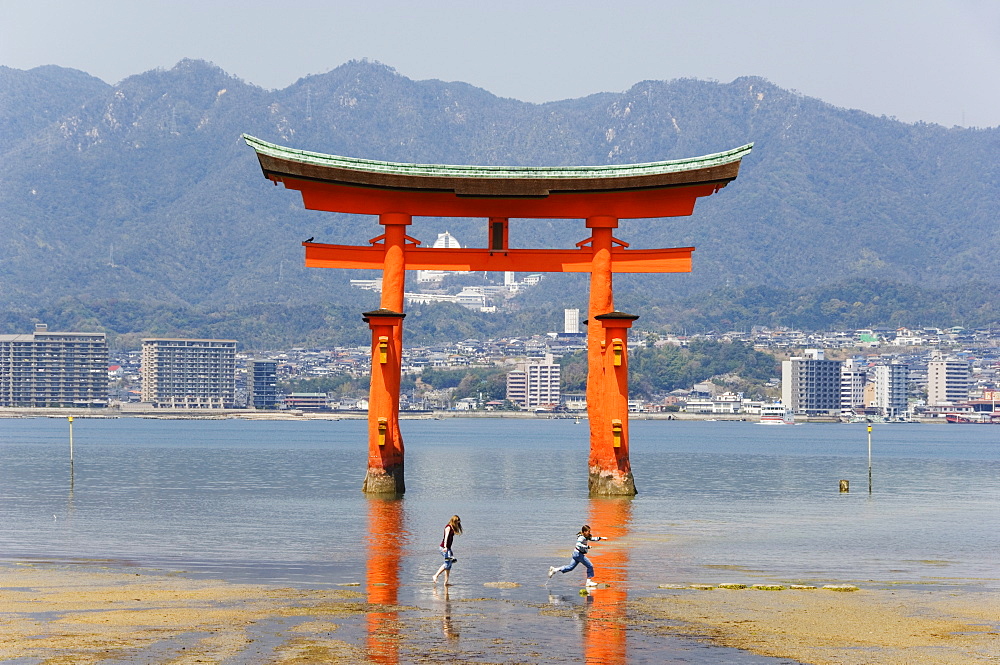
left=3, top=0, right=999, bottom=128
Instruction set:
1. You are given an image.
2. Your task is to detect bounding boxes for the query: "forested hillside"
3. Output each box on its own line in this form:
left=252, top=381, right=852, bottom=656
left=1, top=59, right=998, bottom=347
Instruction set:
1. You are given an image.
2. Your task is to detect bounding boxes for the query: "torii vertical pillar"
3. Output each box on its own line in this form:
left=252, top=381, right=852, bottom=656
left=361, top=213, right=410, bottom=494
left=588, top=312, right=639, bottom=496
left=363, top=308, right=405, bottom=494
left=586, top=215, right=637, bottom=496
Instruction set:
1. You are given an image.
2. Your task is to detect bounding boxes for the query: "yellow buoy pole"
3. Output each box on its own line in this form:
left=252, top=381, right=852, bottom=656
left=68, top=416, right=74, bottom=465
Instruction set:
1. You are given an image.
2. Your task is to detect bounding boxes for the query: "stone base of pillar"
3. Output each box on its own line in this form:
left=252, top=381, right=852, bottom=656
left=363, top=465, right=405, bottom=495
left=588, top=467, right=637, bottom=496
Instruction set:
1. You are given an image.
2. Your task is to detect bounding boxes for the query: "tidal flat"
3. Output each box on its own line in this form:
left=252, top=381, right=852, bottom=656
left=1, top=563, right=997, bottom=664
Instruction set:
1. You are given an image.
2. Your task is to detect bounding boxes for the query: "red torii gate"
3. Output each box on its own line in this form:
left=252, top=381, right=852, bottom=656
left=245, top=135, right=752, bottom=496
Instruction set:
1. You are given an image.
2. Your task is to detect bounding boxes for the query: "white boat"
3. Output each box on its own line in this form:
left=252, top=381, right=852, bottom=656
left=758, top=403, right=795, bottom=425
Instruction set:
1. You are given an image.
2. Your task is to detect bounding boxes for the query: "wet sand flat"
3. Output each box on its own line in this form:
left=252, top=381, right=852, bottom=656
left=2, top=564, right=999, bottom=664
left=635, top=586, right=1000, bottom=665
left=0, top=564, right=373, bottom=664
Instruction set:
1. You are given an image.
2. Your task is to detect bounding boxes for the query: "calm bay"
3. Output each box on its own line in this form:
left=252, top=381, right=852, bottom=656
left=1, top=417, right=997, bottom=663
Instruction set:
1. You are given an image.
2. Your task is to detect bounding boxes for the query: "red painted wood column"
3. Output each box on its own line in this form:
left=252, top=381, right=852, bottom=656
left=586, top=215, right=637, bottom=496
left=591, top=312, right=638, bottom=495
left=362, top=308, right=405, bottom=494
left=361, top=213, right=410, bottom=495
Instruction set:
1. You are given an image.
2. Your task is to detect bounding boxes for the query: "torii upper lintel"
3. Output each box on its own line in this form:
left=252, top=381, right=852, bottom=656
left=244, top=134, right=751, bottom=219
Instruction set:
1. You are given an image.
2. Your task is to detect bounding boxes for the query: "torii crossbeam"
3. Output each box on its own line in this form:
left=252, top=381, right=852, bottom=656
left=245, top=135, right=752, bottom=496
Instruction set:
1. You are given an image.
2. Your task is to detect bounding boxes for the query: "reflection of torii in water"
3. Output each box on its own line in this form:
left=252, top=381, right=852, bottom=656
left=245, top=135, right=752, bottom=496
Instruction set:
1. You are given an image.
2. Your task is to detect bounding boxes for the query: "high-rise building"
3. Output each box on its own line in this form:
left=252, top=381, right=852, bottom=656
left=506, top=354, right=561, bottom=409
left=873, top=362, right=909, bottom=418
left=247, top=359, right=278, bottom=409
left=141, top=338, right=237, bottom=409
left=0, top=324, right=108, bottom=407
left=781, top=349, right=843, bottom=416
left=840, top=359, right=868, bottom=414
left=926, top=355, right=970, bottom=406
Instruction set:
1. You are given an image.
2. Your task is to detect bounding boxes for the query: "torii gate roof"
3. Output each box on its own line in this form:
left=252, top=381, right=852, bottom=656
left=244, top=134, right=752, bottom=219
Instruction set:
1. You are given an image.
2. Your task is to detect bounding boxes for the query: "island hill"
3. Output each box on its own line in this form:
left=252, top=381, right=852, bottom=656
left=1, top=59, right=998, bottom=339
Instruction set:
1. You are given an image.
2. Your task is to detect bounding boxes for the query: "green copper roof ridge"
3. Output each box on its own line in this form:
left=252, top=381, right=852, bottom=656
left=243, top=134, right=752, bottom=180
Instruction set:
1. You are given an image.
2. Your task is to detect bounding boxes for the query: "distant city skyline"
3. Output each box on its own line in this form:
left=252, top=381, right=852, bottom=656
left=2, top=1, right=999, bottom=128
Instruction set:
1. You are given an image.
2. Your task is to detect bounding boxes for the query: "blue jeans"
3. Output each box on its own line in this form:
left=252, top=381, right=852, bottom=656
left=440, top=547, right=455, bottom=570
left=558, top=550, right=594, bottom=577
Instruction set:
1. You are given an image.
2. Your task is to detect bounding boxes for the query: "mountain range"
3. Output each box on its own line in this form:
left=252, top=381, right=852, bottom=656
left=1, top=59, right=998, bottom=347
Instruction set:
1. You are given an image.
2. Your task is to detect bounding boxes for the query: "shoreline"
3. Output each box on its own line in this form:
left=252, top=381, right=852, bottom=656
left=1, top=562, right=996, bottom=664
left=0, top=406, right=949, bottom=424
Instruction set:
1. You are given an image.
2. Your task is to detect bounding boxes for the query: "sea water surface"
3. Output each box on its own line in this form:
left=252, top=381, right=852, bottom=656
left=1, top=417, right=998, bottom=662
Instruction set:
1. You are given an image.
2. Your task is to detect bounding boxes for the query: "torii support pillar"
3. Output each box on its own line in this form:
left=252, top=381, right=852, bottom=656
left=362, top=309, right=406, bottom=495
left=588, top=312, right=639, bottom=496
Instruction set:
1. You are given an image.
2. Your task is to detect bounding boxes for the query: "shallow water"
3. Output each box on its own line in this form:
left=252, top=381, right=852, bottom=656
left=1, top=417, right=997, bottom=663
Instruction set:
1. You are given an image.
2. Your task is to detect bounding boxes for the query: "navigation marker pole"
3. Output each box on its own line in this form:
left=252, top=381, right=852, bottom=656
left=68, top=416, right=74, bottom=465
left=867, top=424, right=872, bottom=494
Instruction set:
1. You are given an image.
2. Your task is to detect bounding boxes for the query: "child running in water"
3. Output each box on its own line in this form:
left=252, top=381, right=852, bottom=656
left=548, top=524, right=606, bottom=587
left=432, top=515, right=463, bottom=585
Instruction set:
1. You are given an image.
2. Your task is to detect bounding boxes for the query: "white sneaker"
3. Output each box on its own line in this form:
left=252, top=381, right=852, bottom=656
left=548, top=566, right=557, bottom=579
left=586, top=579, right=598, bottom=587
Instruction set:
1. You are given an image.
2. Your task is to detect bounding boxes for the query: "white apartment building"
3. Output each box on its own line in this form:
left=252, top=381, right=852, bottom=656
left=926, top=355, right=971, bottom=406
left=840, top=359, right=868, bottom=414
left=506, top=354, right=561, bottom=409
left=0, top=324, right=108, bottom=407
left=141, top=338, right=237, bottom=409
left=873, top=362, right=909, bottom=418
left=781, top=349, right=843, bottom=416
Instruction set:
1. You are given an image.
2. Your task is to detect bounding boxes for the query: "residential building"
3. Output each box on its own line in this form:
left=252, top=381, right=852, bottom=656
left=873, top=362, right=909, bottom=418
left=0, top=324, right=108, bottom=407
left=140, top=338, right=237, bottom=409
left=926, top=355, right=971, bottom=406
left=247, top=359, right=278, bottom=409
left=840, top=359, right=868, bottom=414
left=506, top=354, right=561, bottom=409
left=781, top=349, right=843, bottom=416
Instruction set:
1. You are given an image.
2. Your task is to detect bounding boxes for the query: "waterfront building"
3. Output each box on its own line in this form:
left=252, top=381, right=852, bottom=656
left=840, top=359, right=868, bottom=414
left=926, top=355, right=971, bottom=406
left=247, top=359, right=278, bottom=409
left=282, top=392, right=329, bottom=411
left=140, top=338, right=237, bottom=409
left=781, top=349, right=843, bottom=416
left=873, top=362, right=909, bottom=418
left=0, top=324, right=108, bottom=408
left=681, top=398, right=715, bottom=414
left=505, top=354, right=561, bottom=409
